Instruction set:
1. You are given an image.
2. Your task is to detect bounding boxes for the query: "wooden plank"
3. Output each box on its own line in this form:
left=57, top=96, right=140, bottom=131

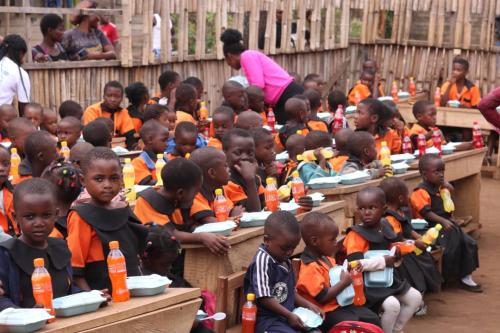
left=296, top=0, right=306, bottom=51
left=120, top=0, right=133, bottom=66
left=340, top=0, right=349, bottom=47
left=428, top=0, right=438, bottom=44
left=160, top=0, right=171, bottom=63
left=0, top=6, right=121, bottom=15
left=195, top=0, right=205, bottom=59
left=463, top=0, right=472, bottom=49
left=268, top=0, right=278, bottom=54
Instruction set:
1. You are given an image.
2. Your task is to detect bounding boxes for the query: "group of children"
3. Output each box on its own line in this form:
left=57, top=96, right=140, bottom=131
left=0, top=58, right=483, bottom=333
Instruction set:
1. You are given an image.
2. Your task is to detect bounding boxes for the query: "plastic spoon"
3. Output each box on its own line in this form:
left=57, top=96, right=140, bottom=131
left=198, top=312, right=227, bottom=321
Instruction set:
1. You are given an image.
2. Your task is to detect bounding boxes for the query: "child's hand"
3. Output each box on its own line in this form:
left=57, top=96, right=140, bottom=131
left=264, top=162, right=278, bottom=178
left=414, top=239, right=427, bottom=251
left=286, top=312, right=305, bottom=330
left=340, top=270, right=353, bottom=286
left=229, top=205, right=245, bottom=218
left=443, top=181, right=454, bottom=192
left=200, top=233, right=230, bottom=255
left=384, top=255, right=398, bottom=267
left=314, top=148, right=327, bottom=169
left=297, top=196, right=313, bottom=212
left=306, top=303, right=325, bottom=320
left=234, top=160, right=258, bottom=182
left=383, top=165, right=393, bottom=178
left=441, top=220, right=455, bottom=231
left=99, top=289, right=112, bottom=307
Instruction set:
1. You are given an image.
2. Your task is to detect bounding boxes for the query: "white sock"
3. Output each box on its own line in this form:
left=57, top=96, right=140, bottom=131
left=461, top=274, right=478, bottom=286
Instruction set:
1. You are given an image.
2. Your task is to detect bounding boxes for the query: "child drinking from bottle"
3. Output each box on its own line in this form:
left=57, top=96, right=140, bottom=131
left=297, top=131, right=336, bottom=184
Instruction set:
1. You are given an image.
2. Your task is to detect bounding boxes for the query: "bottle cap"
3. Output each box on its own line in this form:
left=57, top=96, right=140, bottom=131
left=247, top=293, right=255, bottom=301
left=435, top=224, right=443, bottom=231
left=381, top=141, right=387, bottom=146
left=124, top=158, right=131, bottom=164
left=185, top=153, right=191, bottom=159
left=296, top=130, right=303, bottom=135
left=215, top=188, right=223, bottom=195
left=350, top=260, right=359, bottom=268
left=337, top=104, right=343, bottom=109
left=410, top=77, right=414, bottom=80
left=292, top=171, right=299, bottom=178
left=296, top=154, right=304, bottom=161
left=266, top=177, right=275, bottom=185
left=61, top=141, right=68, bottom=147
left=200, top=101, right=206, bottom=107
left=157, top=153, right=164, bottom=159
left=10, top=148, right=17, bottom=154
left=109, top=241, right=120, bottom=249
left=33, top=258, right=44, bottom=267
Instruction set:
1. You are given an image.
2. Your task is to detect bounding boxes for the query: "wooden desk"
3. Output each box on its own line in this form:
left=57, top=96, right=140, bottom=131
left=40, top=288, right=201, bottom=333
left=183, top=201, right=346, bottom=293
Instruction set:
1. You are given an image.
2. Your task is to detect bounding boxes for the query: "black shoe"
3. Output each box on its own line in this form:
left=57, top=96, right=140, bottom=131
left=459, top=281, right=483, bottom=293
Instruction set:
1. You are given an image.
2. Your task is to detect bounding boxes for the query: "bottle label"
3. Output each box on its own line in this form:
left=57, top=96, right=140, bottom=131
left=353, top=277, right=363, bottom=286
left=109, top=262, right=127, bottom=274
left=242, top=312, right=256, bottom=321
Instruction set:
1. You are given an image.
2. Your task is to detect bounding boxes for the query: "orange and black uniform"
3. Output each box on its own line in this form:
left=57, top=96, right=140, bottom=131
left=308, top=117, right=329, bottom=133
left=348, top=83, right=371, bottom=105
left=13, top=159, right=32, bottom=185
left=0, top=181, right=16, bottom=236
left=49, top=216, right=69, bottom=239
left=126, top=105, right=144, bottom=133
left=279, top=160, right=298, bottom=186
left=207, top=137, right=223, bottom=150
left=223, top=170, right=265, bottom=210
left=132, top=150, right=165, bottom=185
left=440, top=80, right=481, bottom=108
left=175, top=110, right=196, bottom=125
left=190, top=188, right=234, bottom=223
left=297, top=249, right=381, bottom=330
left=374, top=128, right=402, bottom=155
left=274, top=124, right=309, bottom=151
left=328, top=155, right=349, bottom=173
left=67, top=204, right=147, bottom=290
left=408, top=123, right=446, bottom=148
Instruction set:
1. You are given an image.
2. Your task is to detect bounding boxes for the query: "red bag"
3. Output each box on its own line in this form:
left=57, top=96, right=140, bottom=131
left=329, top=321, right=384, bottom=333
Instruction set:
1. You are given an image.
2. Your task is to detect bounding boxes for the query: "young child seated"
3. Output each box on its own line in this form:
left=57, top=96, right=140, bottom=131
left=244, top=211, right=322, bottom=333
left=222, top=129, right=264, bottom=212
left=222, top=81, right=248, bottom=115
left=133, top=158, right=230, bottom=255
left=330, top=128, right=354, bottom=173
left=440, top=58, right=481, bottom=108
left=0, top=178, right=80, bottom=311
left=410, top=154, right=480, bottom=292
left=125, top=81, right=150, bottom=132
left=251, top=127, right=278, bottom=181
left=303, top=73, right=326, bottom=95
left=69, top=142, right=94, bottom=166
left=183, top=76, right=204, bottom=101
left=59, top=100, right=83, bottom=120
left=83, top=120, right=112, bottom=148
left=235, top=110, right=263, bottom=130
left=151, top=70, right=181, bottom=107
left=23, top=103, right=44, bottom=129
left=42, top=160, right=83, bottom=239
left=208, top=106, right=234, bottom=150
left=21, top=130, right=59, bottom=181
left=0, top=146, right=15, bottom=236
left=144, top=104, right=175, bottom=134
left=355, top=98, right=401, bottom=155
left=41, top=108, right=58, bottom=136
left=246, top=85, right=267, bottom=125
left=298, top=131, right=336, bottom=184
left=67, top=147, right=148, bottom=291
left=348, top=70, right=380, bottom=105
left=132, top=120, right=169, bottom=185
left=168, top=121, right=198, bottom=160
left=0, top=104, right=17, bottom=142
left=297, top=212, right=381, bottom=331
left=382, top=100, right=410, bottom=144
left=57, top=116, right=82, bottom=149
left=340, top=131, right=390, bottom=179
left=362, top=59, right=385, bottom=96
left=304, top=89, right=328, bottom=132
left=174, top=83, right=198, bottom=125
left=189, top=147, right=243, bottom=224
left=327, top=90, right=349, bottom=133
left=279, top=134, right=306, bottom=185
left=7, top=118, right=36, bottom=158
left=408, top=101, right=443, bottom=148
left=344, top=187, right=422, bottom=333
left=275, top=97, right=310, bottom=152
left=83, top=81, right=137, bottom=150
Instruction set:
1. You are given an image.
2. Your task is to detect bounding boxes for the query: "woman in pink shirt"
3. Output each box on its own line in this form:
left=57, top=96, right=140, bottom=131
left=220, top=29, right=303, bottom=124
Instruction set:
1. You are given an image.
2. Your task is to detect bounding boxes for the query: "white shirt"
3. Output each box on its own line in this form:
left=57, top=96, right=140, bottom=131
left=152, top=14, right=173, bottom=51
left=0, top=57, right=30, bottom=105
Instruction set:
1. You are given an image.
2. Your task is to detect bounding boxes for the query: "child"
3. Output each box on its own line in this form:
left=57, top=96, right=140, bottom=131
left=152, top=70, right=181, bottom=107
left=132, top=120, right=169, bottom=185
left=189, top=147, right=244, bottom=224
left=382, top=100, right=410, bottom=145
left=57, top=116, right=82, bottom=148
left=42, top=160, right=83, bottom=239
left=330, top=128, right=354, bottom=173
left=361, top=59, right=385, bottom=97
left=440, top=58, right=481, bottom=108
left=208, top=106, right=234, bottom=150
left=83, top=120, right=112, bottom=148
left=125, top=81, right=150, bottom=132
left=0, top=104, right=17, bottom=142
left=298, top=131, right=336, bottom=184
left=304, top=89, right=328, bottom=132
left=69, top=141, right=94, bottom=166
left=175, top=83, right=198, bottom=125
left=303, top=73, right=325, bottom=95
left=222, top=81, right=248, bottom=115
left=343, top=187, right=422, bottom=333
left=143, top=104, right=172, bottom=129
left=0, top=146, right=16, bottom=236
left=7, top=118, right=36, bottom=158
left=183, top=76, right=204, bottom=100
left=275, top=97, right=310, bottom=152
left=408, top=101, right=444, bottom=148
left=67, top=147, right=148, bottom=291
left=133, top=158, right=230, bottom=256
left=83, top=81, right=137, bottom=150
left=297, top=212, right=381, bottom=331
left=244, top=211, right=323, bottom=333
left=0, top=178, right=80, bottom=311
left=234, top=110, right=263, bottom=130
left=21, top=130, right=59, bottom=180
left=23, top=103, right=44, bottom=129
left=246, top=85, right=267, bottom=125
left=250, top=127, right=278, bottom=181
left=41, top=108, right=58, bottom=136
left=340, top=131, right=389, bottom=179
left=59, top=100, right=83, bottom=120
left=222, top=129, right=265, bottom=212
left=327, top=90, right=348, bottom=133
left=410, top=154, right=480, bottom=292
left=168, top=121, right=198, bottom=160
left=348, top=70, right=379, bottom=105
left=279, top=134, right=305, bottom=185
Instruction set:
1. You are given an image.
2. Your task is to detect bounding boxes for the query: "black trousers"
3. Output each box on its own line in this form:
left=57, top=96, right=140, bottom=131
left=274, top=82, right=304, bottom=124
left=319, top=304, right=381, bottom=332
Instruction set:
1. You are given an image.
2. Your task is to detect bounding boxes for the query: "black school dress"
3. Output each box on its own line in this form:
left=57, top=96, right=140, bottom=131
left=385, top=208, right=442, bottom=293
left=346, top=220, right=411, bottom=311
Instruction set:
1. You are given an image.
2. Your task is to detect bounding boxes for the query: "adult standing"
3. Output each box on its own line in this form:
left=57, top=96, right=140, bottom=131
left=0, top=35, right=30, bottom=116
left=477, top=87, right=500, bottom=128
left=32, top=14, right=69, bottom=62
left=220, top=29, right=303, bottom=124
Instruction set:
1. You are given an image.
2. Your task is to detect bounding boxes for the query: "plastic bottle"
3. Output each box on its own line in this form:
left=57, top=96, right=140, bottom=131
left=417, top=130, right=427, bottom=157
left=199, top=101, right=209, bottom=121
left=409, top=77, right=416, bottom=97
left=267, top=108, right=276, bottom=133
left=123, top=158, right=136, bottom=202
left=241, top=293, right=257, bottom=333
left=432, top=128, right=442, bottom=155
left=440, top=188, right=455, bottom=213
left=379, top=141, right=391, bottom=167
left=264, top=178, right=279, bottom=212
left=332, top=105, right=344, bottom=135
left=354, top=91, right=362, bottom=106
left=32, top=258, right=55, bottom=320
left=402, top=136, right=413, bottom=154
left=291, top=171, right=305, bottom=203
left=155, top=154, right=166, bottom=187
left=414, top=224, right=442, bottom=255
left=434, top=87, right=441, bottom=107
left=391, top=81, right=399, bottom=103
left=107, top=241, right=130, bottom=302
left=296, top=147, right=334, bottom=162
left=60, top=141, right=70, bottom=160
left=472, top=121, right=484, bottom=148
left=349, top=261, right=366, bottom=306
left=10, top=147, right=20, bottom=182
left=213, top=188, right=230, bottom=222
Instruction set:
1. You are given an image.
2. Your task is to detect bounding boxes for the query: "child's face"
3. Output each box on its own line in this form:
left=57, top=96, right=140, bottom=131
left=264, top=230, right=301, bottom=263
left=226, top=89, right=248, bottom=113
left=313, top=222, right=339, bottom=257
left=42, top=113, right=58, bottom=136
left=225, top=136, right=256, bottom=168
left=15, top=194, right=57, bottom=248
left=103, top=87, right=123, bottom=110
left=247, top=93, right=265, bottom=113
left=0, top=109, right=16, bottom=131
left=145, top=248, right=179, bottom=276
left=255, top=135, right=276, bottom=165
left=398, top=187, right=410, bottom=207
left=11, top=127, right=34, bottom=154
left=176, top=179, right=201, bottom=209
left=83, top=159, right=122, bottom=205
left=211, top=155, right=230, bottom=186
left=452, top=62, right=467, bottom=80
left=24, top=107, right=43, bottom=128
left=422, top=159, right=445, bottom=187
left=356, top=192, right=385, bottom=228
left=166, top=112, right=177, bottom=131
left=362, top=138, right=378, bottom=163
left=57, top=122, right=81, bottom=148
left=417, top=106, right=437, bottom=128
left=149, top=127, right=169, bottom=154
left=360, top=73, right=374, bottom=87
left=175, top=131, right=197, bottom=157
left=354, top=103, right=377, bottom=130
left=155, top=112, right=170, bottom=129
left=213, top=113, right=233, bottom=140
left=0, top=149, right=10, bottom=185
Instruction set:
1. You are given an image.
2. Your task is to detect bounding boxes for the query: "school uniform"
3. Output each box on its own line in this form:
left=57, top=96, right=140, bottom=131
left=328, top=155, right=349, bottom=173
left=67, top=204, right=148, bottom=291
left=279, top=160, right=298, bottom=187
left=132, top=150, right=165, bottom=185
left=274, top=124, right=309, bottom=151
left=149, top=94, right=168, bottom=106
left=175, top=110, right=196, bottom=125
left=343, top=221, right=411, bottom=311
left=297, top=160, right=336, bottom=184
left=49, top=216, right=69, bottom=239
left=410, top=182, right=479, bottom=283
left=83, top=102, right=136, bottom=136
left=308, top=117, right=329, bottom=133
left=244, top=244, right=299, bottom=333
left=166, top=135, right=207, bottom=154
left=385, top=208, right=442, bottom=293
left=440, top=80, right=481, bottom=108
left=339, top=155, right=383, bottom=179
left=0, top=181, right=16, bottom=237
left=0, top=237, right=79, bottom=311
left=13, top=159, right=33, bottom=185
left=374, top=128, right=402, bottom=155
left=297, top=249, right=381, bottom=331
left=126, top=104, right=144, bottom=133
left=190, top=188, right=234, bottom=224
left=347, top=83, right=372, bottom=105
left=408, top=123, right=446, bottom=148
left=223, top=170, right=265, bottom=211
left=207, top=137, right=223, bottom=150
left=259, top=111, right=268, bottom=126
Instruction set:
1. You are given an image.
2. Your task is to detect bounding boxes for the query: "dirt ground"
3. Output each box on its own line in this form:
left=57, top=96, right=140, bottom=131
left=406, top=177, right=500, bottom=333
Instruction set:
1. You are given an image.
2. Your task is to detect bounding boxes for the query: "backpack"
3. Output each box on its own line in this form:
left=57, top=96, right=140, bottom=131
left=329, top=321, right=384, bottom=333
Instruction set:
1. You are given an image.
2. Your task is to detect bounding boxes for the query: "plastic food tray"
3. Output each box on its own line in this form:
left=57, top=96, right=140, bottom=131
left=329, top=266, right=355, bottom=306
left=193, top=221, right=237, bottom=236
left=53, top=290, right=106, bottom=317
left=363, top=250, right=394, bottom=288
left=127, top=274, right=172, bottom=297
left=307, top=177, right=340, bottom=190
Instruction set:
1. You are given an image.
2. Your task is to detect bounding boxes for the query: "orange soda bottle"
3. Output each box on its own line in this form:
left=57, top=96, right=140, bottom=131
left=264, top=178, right=279, bottom=212
left=409, top=77, right=416, bottom=96
left=213, top=188, right=230, bottom=222
left=391, top=81, right=399, bottom=103
left=199, top=101, right=209, bottom=121
left=434, top=87, right=441, bottom=107
left=291, top=171, right=305, bottom=203
left=241, top=293, right=257, bottom=333
left=60, top=141, right=70, bottom=161
left=32, top=258, right=55, bottom=320
left=349, top=261, right=366, bottom=306
left=10, top=147, right=20, bottom=183
left=107, top=241, right=130, bottom=302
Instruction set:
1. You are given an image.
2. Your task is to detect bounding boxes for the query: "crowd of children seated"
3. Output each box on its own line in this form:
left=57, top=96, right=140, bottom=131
left=0, top=55, right=485, bottom=333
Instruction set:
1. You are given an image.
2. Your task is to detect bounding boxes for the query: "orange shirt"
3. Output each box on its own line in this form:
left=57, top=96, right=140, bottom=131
left=328, top=155, right=349, bottom=173
left=308, top=119, right=328, bottom=132
left=375, top=128, right=402, bottom=155
left=131, top=117, right=142, bottom=133
left=207, top=137, right=223, bottom=150
left=408, top=123, right=446, bottom=148
left=385, top=215, right=403, bottom=234
left=131, top=151, right=160, bottom=185
left=259, top=111, right=268, bottom=126
left=410, top=188, right=432, bottom=219
left=133, top=189, right=186, bottom=226
left=0, top=186, right=16, bottom=236
left=190, top=189, right=234, bottom=223
left=343, top=230, right=370, bottom=255
left=274, top=126, right=309, bottom=151
left=83, top=102, right=135, bottom=136
left=175, top=110, right=196, bottom=125
left=348, top=83, right=371, bottom=105
left=440, top=80, right=481, bottom=108
left=223, top=176, right=265, bottom=209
